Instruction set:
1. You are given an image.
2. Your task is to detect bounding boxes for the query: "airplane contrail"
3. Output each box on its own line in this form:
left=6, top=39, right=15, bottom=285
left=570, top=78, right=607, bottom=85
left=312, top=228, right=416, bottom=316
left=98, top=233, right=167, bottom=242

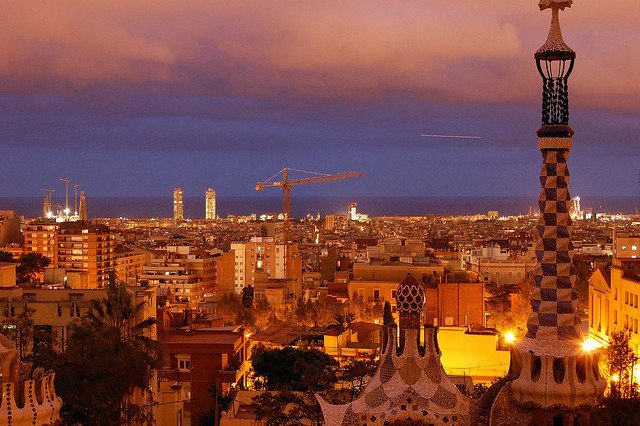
left=420, top=134, right=483, bottom=139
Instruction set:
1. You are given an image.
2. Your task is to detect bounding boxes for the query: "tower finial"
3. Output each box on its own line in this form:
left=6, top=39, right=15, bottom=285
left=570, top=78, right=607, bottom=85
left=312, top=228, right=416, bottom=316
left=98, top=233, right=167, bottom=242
left=535, top=0, right=575, bottom=131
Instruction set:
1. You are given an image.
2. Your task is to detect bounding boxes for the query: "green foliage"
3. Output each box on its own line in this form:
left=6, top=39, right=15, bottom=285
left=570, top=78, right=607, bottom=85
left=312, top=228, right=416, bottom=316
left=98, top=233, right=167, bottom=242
left=1, top=302, right=34, bottom=360
left=217, top=292, right=244, bottom=325
left=328, top=312, right=355, bottom=334
left=251, top=344, right=338, bottom=392
left=55, top=284, right=163, bottom=425
left=605, top=329, right=639, bottom=398
left=16, top=252, right=51, bottom=285
left=0, top=250, right=14, bottom=263
left=594, top=330, right=640, bottom=425
left=485, top=278, right=533, bottom=335
left=339, top=356, right=378, bottom=402
left=217, top=292, right=274, bottom=332
left=253, top=391, right=324, bottom=426
left=251, top=345, right=339, bottom=426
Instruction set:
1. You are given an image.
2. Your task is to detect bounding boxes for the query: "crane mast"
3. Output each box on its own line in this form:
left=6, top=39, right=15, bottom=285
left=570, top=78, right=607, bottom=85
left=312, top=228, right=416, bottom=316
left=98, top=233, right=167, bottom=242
left=255, top=167, right=363, bottom=283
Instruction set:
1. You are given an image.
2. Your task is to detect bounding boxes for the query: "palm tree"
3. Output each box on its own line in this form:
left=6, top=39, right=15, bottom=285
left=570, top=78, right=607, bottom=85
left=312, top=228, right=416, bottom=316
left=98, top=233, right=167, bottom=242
left=328, top=312, right=356, bottom=333
left=86, top=283, right=161, bottom=355
left=58, top=283, right=164, bottom=425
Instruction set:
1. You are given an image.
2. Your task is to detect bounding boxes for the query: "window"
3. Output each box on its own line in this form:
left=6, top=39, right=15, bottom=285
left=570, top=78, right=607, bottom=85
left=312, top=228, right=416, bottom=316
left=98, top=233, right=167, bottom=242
left=373, top=289, right=380, bottom=301
left=635, top=319, right=639, bottom=334
left=636, top=295, right=639, bottom=309
left=614, top=310, right=618, bottom=325
left=633, top=245, right=638, bottom=251
left=178, top=359, right=191, bottom=371
left=626, top=291, right=629, bottom=305
left=622, top=245, right=627, bottom=250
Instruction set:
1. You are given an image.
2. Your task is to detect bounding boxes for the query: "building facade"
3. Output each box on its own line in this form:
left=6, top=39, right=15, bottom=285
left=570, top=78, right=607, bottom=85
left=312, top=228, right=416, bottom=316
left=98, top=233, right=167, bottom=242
left=173, top=187, right=184, bottom=220
left=205, top=188, right=216, bottom=220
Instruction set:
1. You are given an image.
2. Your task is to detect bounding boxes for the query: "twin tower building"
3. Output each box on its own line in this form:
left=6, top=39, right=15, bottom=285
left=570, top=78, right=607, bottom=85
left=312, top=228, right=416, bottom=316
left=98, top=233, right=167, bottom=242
left=173, top=187, right=216, bottom=220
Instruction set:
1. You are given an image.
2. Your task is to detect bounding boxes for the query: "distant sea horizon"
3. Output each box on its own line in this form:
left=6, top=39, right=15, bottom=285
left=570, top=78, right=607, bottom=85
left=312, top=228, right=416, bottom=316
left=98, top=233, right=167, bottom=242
left=0, top=196, right=637, bottom=219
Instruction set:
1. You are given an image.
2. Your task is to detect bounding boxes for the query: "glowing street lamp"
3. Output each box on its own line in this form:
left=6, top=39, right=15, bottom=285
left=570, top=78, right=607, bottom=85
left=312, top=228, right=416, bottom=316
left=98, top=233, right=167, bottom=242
left=581, top=337, right=602, bottom=353
left=611, top=373, right=620, bottom=383
left=504, top=331, right=516, bottom=345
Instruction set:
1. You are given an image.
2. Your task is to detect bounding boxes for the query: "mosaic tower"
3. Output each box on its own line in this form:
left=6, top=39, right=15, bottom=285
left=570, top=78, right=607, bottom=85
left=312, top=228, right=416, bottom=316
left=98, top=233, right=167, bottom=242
left=491, top=2, right=606, bottom=423
left=317, top=275, right=470, bottom=425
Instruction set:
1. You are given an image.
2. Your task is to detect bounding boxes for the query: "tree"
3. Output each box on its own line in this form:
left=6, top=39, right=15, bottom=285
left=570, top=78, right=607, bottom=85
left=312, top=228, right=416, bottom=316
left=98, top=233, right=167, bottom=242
left=485, top=279, right=532, bottom=335
left=1, top=301, right=34, bottom=360
left=217, top=292, right=244, bottom=325
left=594, top=330, right=640, bottom=425
left=16, top=252, right=51, bottom=285
left=251, top=344, right=338, bottom=425
left=606, top=330, right=639, bottom=399
left=328, top=312, right=355, bottom=334
left=0, top=250, right=14, bottom=263
left=55, top=284, right=163, bottom=425
left=340, top=356, right=378, bottom=402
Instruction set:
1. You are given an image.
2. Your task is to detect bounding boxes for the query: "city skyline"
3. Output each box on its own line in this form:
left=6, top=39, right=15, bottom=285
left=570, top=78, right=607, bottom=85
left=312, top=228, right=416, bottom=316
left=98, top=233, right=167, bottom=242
left=1, top=1, right=638, bottom=200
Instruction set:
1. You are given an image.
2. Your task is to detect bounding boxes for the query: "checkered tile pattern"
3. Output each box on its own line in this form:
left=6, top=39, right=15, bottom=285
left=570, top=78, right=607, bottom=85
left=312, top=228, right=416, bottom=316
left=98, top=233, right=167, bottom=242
left=526, top=148, right=581, bottom=341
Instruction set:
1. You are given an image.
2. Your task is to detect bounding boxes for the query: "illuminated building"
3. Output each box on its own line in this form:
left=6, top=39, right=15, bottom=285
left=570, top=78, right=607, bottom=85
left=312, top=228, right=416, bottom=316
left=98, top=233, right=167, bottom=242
left=325, top=214, right=348, bottom=231
left=23, top=221, right=61, bottom=268
left=114, top=246, right=152, bottom=285
left=492, top=3, right=605, bottom=423
left=0, top=210, right=20, bottom=246
left=79, top=191, right=87, bottom=220
left=613, top=229, right=640, bottom=259
left=23, top=221, right=115, bottom=288
left=589, top=231, right=640, bottom=354
left=159, top=327, right=250, bottom=423
left=348, top=202, right=357, bottom=220
left=139, top=246, right=215, bottom=309
left=212, top=250, right=235, bottom=294
left=56, top=222, right=115, bottom=289
left=230, top=237, right=302, bottom=298
left=205, top=187, right=216, bottom=220
left=568, top=196, right=581, bottom=219
left=173, top=187, right=184, bottom=220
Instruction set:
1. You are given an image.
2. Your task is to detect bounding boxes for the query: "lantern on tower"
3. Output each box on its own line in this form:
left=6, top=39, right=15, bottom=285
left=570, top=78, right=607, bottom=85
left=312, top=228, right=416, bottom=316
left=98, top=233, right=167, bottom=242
left=535, top=0, right=575, bottom=131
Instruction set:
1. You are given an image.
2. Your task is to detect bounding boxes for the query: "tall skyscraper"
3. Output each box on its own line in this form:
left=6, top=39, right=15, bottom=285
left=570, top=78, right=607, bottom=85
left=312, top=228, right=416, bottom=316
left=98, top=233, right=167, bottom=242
left=493, top=2, right=605, bottom=422
left=79, top=191, right=87, bottom=220
left=205, top=188, right=216, bottom=220
left=173, top=187, right=184, bottom=220
left=348, top=202, right=357, bottom=221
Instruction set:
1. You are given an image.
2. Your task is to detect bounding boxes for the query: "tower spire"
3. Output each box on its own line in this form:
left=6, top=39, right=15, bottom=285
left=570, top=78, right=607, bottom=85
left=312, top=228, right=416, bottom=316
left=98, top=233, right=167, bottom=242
left=491, top=3, right=605, bottom=422
left=79, top=191, right=87, bottom=221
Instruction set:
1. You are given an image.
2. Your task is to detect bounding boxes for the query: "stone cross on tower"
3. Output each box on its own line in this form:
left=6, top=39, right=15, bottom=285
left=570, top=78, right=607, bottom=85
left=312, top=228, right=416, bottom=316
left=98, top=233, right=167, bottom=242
left=491, top=3, right=606, bottom=423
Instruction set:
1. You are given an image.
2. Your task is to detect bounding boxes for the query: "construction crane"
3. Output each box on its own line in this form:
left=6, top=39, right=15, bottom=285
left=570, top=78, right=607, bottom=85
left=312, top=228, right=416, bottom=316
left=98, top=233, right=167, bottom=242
left=60, top=177, right=70, bottom=214
left=40, top=188, right=54, bottom=217
left=255, top=167, right=363, bottom=281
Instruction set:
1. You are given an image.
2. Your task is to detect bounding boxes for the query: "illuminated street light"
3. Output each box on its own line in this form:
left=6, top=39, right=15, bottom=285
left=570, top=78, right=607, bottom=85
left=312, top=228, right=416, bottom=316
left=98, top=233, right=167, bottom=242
left=504, top=331, right=516, bottom=344
left=611, top=373, right=620, bottom=383
left=581, top=337, right=602, bottom=352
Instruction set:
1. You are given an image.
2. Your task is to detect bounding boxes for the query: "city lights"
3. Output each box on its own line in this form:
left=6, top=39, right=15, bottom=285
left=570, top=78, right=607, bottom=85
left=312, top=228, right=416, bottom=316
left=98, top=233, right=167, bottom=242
left=581, top=337, right=602, bottom=353
left=504, top=331, right=516, bottom=344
